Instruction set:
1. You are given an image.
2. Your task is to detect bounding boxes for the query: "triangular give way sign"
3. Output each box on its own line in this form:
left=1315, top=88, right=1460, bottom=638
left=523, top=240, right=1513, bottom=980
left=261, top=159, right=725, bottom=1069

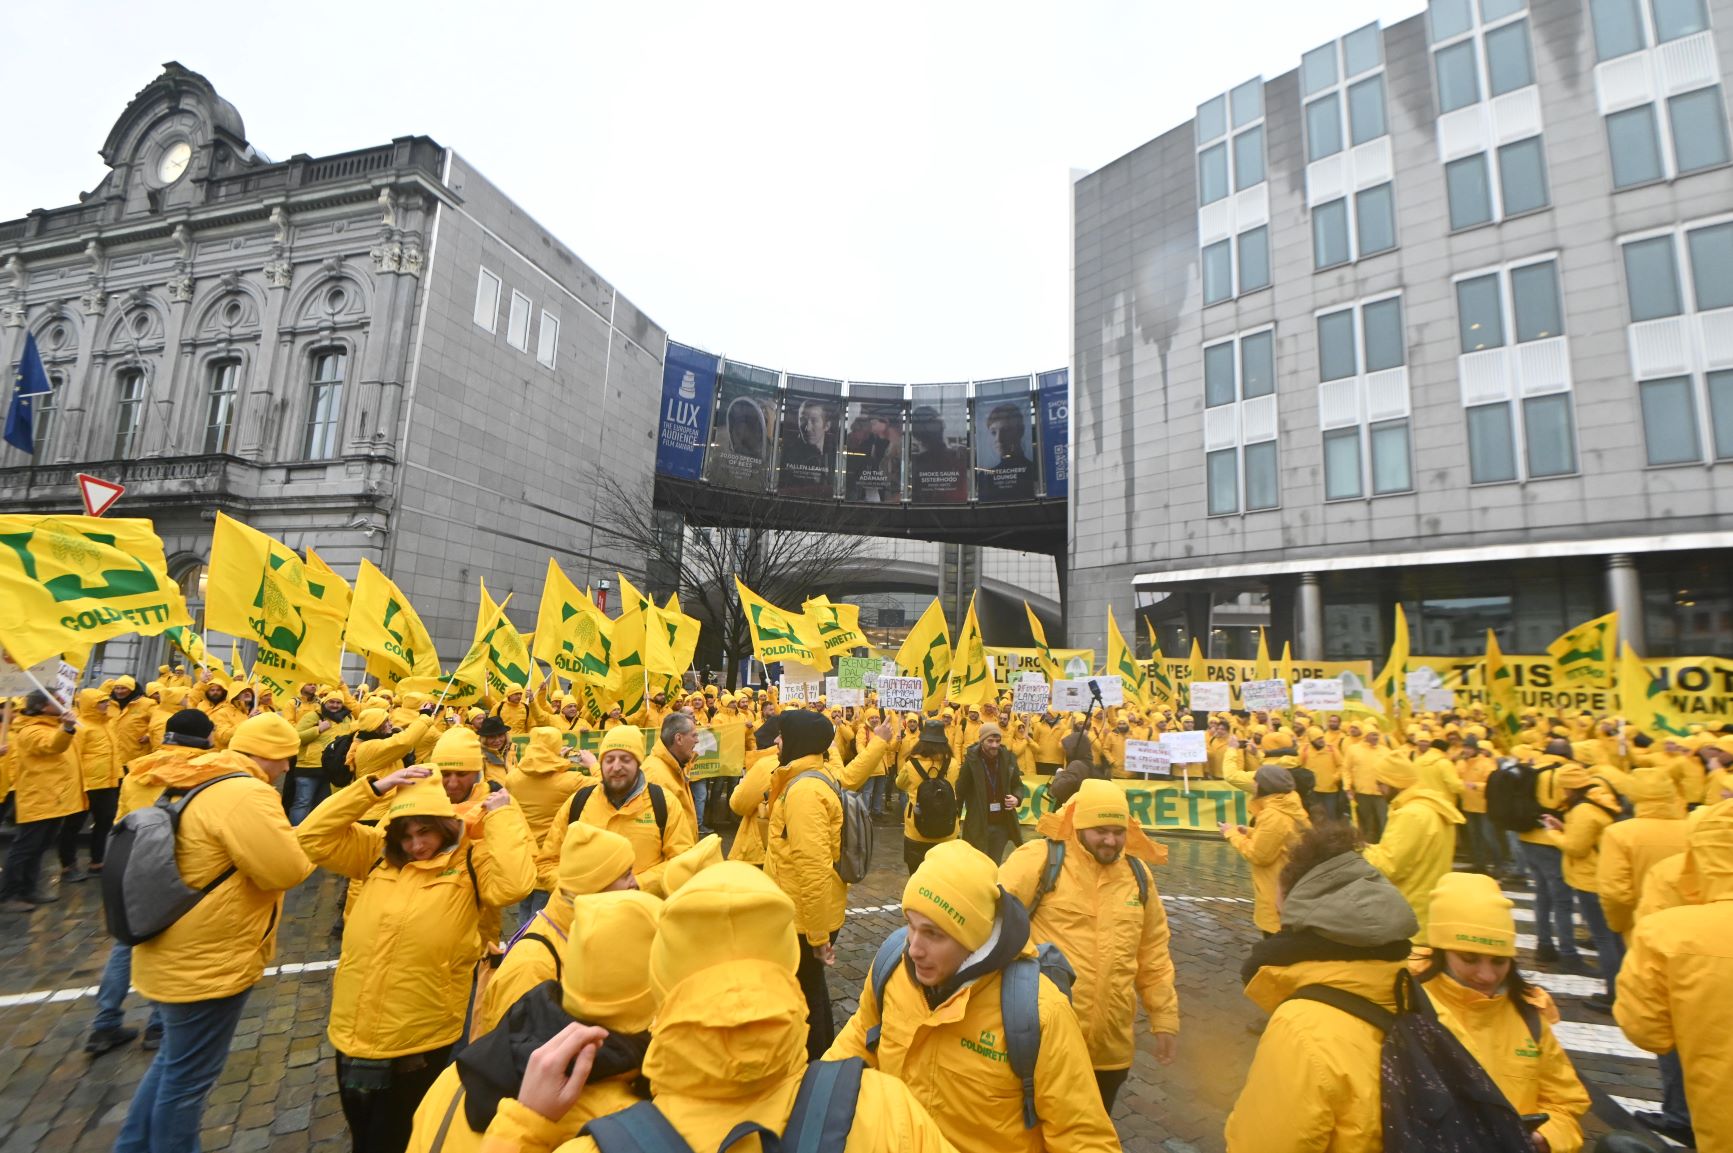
left=77, top=473, right=125, bottom=517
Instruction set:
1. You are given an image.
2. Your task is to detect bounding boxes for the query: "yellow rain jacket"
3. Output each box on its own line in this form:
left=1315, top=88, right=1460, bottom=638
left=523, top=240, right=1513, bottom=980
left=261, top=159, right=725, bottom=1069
left=110, top=694, right=156, bottom=757
left=74, top=690, right=121, bottom=791
left=1559, top=786, right=1621, bottom=893
left=1412, top=748, right=1463, bottom=804
left=764, top=753, right=852, bottom=947
left=1030, top=718, right=1067, bottom=766
left=1615, top=802, right=1733, bottom=1153
left=644, top=742, right=699, bottom=832
left=999, top=827, right=1178, bottom=1071
left=725, top=750, right=779, bottom=866
left=536, top=773, right=696, bottom=897
left=116, top=744, right=207, bottom=819
left=495, top=696, right=531, bottom=736
left=1597, top=787, right=1688, bottom=934
left=474, top=899, right=574, bottom=1040
left=295, top=708, right=354, bottom=771
left=897, top=752, right=960, bottom=845
left=1225, top=958, right=1406, bottom=1152
left=202, top=699, right=251, bottom=750
left=1224, top=791, right=1312, bottom=934
left=507, top=730, right=588, bottom=890
left=298, top=777, right=538, bottom=1058
left=130, top=750, right=313, bottom=1002
left=8, top=713, right=87, bottom=823
left=1362, top=788, right=1465, bottom=941
left=1458, top=753, right=1496, bottom=814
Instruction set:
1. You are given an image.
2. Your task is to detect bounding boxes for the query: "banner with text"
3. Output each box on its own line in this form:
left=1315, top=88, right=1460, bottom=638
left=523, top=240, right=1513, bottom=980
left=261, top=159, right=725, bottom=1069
left=1018, top=773, right=1249, bottom=835
left=1036, top=368, right=1069, bottom=499
left=655, top=342, right=719, bottom=481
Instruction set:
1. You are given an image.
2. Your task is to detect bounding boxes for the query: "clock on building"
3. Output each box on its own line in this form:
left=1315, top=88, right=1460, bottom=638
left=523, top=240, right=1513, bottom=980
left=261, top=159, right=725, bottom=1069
left=157, top=140, right=192, bottom=184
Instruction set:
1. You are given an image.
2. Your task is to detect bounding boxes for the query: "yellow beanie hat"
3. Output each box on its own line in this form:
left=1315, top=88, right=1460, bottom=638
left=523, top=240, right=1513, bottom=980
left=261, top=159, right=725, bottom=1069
left=430, top=727, right=485, bottom=775
left=662, top=834, right=724, bottom=895
left=649, top=862, right=800, bottom=1003
left=1555, top=763, right=1593, bottom=790
left=903, top=840, right=1001, bottom=952
left=1375, top=756, right=1419, bottom=790
left=355, top=707, right=389, bottom=733
left=598, top=726, right=647, bottom=765
left=560, top=889, right=663, bottom=1032
left=1426, top=872, right=1516, bottom=957
left=229, top=714, right=300, bottom=760
left=1071, top=779, right=1130, bottom=829
left=383, top=778, right=457, bottom=822
left=557, top=822, right=637, bottom=896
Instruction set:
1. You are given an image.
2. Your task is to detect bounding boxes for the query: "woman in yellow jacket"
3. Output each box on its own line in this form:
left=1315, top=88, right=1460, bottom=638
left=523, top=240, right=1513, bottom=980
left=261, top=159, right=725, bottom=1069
left=506, top=727, right=589, bottom=916
left=895, top=718, right=961, bottom=874
left=298, top=762, right=537, bottom=1152
left=725, top=723, right=781, bottom=866
left=1221, top=765, right=1312, bottom=935
left=1361, top=755, right=1466, bottom=941
left=64, top=687, right=121, bottom=877
left=1416, top=873, right=1590, bottom=1152
left=1542, top=765, right=1626, bottom=1008
left=0, top=690, right=86, bottom=910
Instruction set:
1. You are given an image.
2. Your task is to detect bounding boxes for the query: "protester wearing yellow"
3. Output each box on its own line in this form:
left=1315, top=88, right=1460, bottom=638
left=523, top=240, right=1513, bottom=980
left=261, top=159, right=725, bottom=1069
left=1597, top=768, right=1688, bottom=936
left=67, top=687, right=121, bottom=876
left=0, top=691, right=88, bottom=911
left=725, top=720, right=781, bottom=866
left=109, top=675, right=156, bottom=757
left=999, top=780, right=1178, bottom=1105
left=1361, top=754, right=1464, bottom=941
left=828, top=840, right=1118, bottom=1153
left=1415, top=874, right=1590, bottom=1153
left=507, top=728, right=589, bottom=901
left=290, top=690, right=354, bottom=824
left=495, top=687, right=531, bottom=736
left=1545, top=764, right=1627, bottom=1008
left=1346, top=729, right=1401, bottom=842
left=1221, top=765, right=1313, bottom=936
left=896, top=718, right=961, bottom=873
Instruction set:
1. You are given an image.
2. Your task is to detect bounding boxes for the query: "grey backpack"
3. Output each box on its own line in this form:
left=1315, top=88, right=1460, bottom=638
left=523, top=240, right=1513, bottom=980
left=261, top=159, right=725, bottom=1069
left=102, top=773, right=249, bottom=946
left=786, top=770, right=874, bottom=884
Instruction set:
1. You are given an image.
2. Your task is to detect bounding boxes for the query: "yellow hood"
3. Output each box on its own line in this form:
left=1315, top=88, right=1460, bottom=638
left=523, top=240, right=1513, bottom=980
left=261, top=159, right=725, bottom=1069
left=1691, top=800, right=1733, bottom=902
left=1244, top=957, right=1406, bottom=1016
left=76, top=688, right=109, bottom=723
left=133, top=746, right=260, bottom=788
left=518, top=727, right=573, bottom=774
left=1394, top=787, right=1468, bottom=825
left=641, top=961, right=809, bottom=1099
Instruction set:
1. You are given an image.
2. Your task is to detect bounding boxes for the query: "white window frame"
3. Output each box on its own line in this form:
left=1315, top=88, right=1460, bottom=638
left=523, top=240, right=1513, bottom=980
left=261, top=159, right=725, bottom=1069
left=203, top=358, right=241, bottom=455
left=1197, top=79, right=1271, bottom=308
left=1302, top=23, right=1398, bottom=270
left=1619, top=212, right=1733, bottom=465
left=474, top=267, right=502, bottom=332
left=1592, top=0, right=1728, bottom=189
left=1451, top=252, right=1577, bottom=483
left=1315, top=291, right=1413, bottom=500
left=536, top=310, right=560, bottom=369
left=1203, top=226, right=1272, bottom=306
left=113, top=368, right=147, bottom=459
left=1430, top=0, right=1550, bottom=230
left=1203, top=324, right=1280, bottom=516
left=507, top=290, right=532, bottom=352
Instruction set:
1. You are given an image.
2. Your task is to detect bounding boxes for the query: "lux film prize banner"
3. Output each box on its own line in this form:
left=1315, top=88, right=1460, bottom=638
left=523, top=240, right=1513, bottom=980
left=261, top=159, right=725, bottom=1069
left=655, top=342, right=719, bottom=481
left=1018, top=773, right=1249, bottom=835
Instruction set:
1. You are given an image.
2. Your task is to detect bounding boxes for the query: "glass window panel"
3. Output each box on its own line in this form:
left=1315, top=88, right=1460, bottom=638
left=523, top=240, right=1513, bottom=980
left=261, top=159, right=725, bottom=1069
left=1436, top=41, right=1481, bottom=113
left=1313, top=198, right=1351, bottom=269
left=1363, top=297, right=1406, bottom=371
left=1690, top=223, right=1733, bottom=312
left=1238, top=226, right=1271, bottom=293
left=1198, top=96, right=1227, bottom=143
left=1498, top=136, right=1550, bottom=215
left=1457, top=274, right=1506, bottom=352
left=1623, top=236, right=1684, bottom=322
left=1608, top=105, right=1664, bottom=187
left=1524, top=393, right=1577, bottom=476
left=1446, top=153, right=1494, bottom=230
left=1198, top=143, right=1229, bottom=205
left=1203, top=240, right=1233, bottom=305
left=1486, top=20, right=1535, bottom=96
left=1654, top=0, right=1709, bottom=42
left=1468, top=403, right=1519, bottom=482
left=1302, top=44, right=1339, bottom=95
left=1640, top=377, right=1702, bottom=465
left=1307, top=94, right=1344, bottom=161
left=204, top=361, right=239, bottom=455
left=1512, top=261, right=1563, bottom=342
left=1231, top=79, right=1263, bottom=128
left=1708, top=370, right=1733, bottom=459
left=1319, top=310, right=1358, bottom=381
left=113, top=371, right=145, bottom=459
left=1234, top=126, right=1266, bottom=190
left=1669, top=88, right=1732, bottom=175
left=1591, top=0, right=1646, bottom=59
left=1344, top=23, right=1383, bottom=75
left=1207, top=448, right=1239, bottom=514
left=1205, top=342, right=1237, bottom=407
left=1349, top=76, right=1387, bottom=144
left=1241, top=331, right=1275, bottom=399
left=1480, top=0, right=1525, bottom=20
left=1324, top=429, right=1364, bottom=499
left=1244, top=441, right=1279, bottom=510
left=1356, top=183, right=1397, bottom=256
left=1430, top=0, right=1475, bottom=42
left=1371, top=420, right=1413, bottom=493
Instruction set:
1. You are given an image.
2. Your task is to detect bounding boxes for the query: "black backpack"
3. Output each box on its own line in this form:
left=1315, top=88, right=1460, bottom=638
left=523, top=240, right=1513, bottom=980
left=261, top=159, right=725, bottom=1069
left=582, top=1057, right=864, bottom=1153
left=909, top=756, right=958, bottom=840
left=1486, top=760, right=1549, bottom=832
left=321, top=733, right=355, bottom=787
left=1284, top=970, right=1533, bottom=1153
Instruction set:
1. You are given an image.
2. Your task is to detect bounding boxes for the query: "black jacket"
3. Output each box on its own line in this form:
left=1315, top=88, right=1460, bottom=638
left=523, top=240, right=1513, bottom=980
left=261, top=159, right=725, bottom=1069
left=957, top=740, right=1024, bottom=853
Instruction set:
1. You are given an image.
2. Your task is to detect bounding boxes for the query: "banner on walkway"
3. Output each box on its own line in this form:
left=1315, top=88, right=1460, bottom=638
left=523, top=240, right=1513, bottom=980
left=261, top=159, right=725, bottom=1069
left=1017, top=773, right=1249, bottom=835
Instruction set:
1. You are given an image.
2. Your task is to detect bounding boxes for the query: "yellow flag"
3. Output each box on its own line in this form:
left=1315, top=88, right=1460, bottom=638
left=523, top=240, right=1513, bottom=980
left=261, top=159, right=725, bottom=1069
left=947, top=593, right=992, bottom=706
left=734, top=578, right=816, bottom=666
left=1374, top=605, right=1410, bottom=717
left=801, top=596, right=867, bottom=661
left=611, top=606, right=649, bottom=719
left=345, top=559, right=439, bottom=678
left=532, top=559, right=615, bottom=685
left=0, top=515, right=191, bottom=667
left=205, top=512, right=348, bottom=687
left=401, top=631, right=488, bottom=709
left=897, top=598, right=952, bottom=711
left=1547, top=611, right=1618, bottom=689
left=1277, top=642, right=1294, bottom=690
left=1145, top=623, right=1176, bottom=709
left=688, top=720, right=749, bottom=780
left=1483, top=629, right=1522, bottom=741
left=659, top=593, right=702, bottom=677
left=618, top=573, right=677, bottom=675
left=1025, top=603, right=1060, bottom=684
left=1188, top=637, right=1208, bottom=694
left=1106, top=607, right=1147, bottom=706
left=1253, top=629, right=1272, bottom=681
left=476, top=579, right=532, bottom=700
left=164, top=625, right=209, bottom=669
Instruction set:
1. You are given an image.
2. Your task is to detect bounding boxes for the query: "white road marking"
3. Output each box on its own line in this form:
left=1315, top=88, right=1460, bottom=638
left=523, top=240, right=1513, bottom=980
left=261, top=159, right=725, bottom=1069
left=1521, top=970, right=1606, bottom=997
left=1552, top=1020, right=1654, bottom=1060
left=1517, top=933, right=1596, bottom=955
left=0, top=959, right=338, bottom=1011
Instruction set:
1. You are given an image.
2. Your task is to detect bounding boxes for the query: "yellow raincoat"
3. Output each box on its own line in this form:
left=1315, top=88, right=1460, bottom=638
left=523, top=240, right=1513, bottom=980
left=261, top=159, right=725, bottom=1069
left=644, top=742, right=699, bottom=832
left=536, top=774, right=695, bottom=897
left=725, top=749, right=778, bottom=866
left=8, top=712, right=87, bottom=823
left=1559, top=786, right=1621, bottom=893
left=73, top=689, right=121, bottom=791
left=1224, top=791, right=1312, bottom=934
left=764, top=753, right=851, bottom=947
left=1362, top=788, right=1465, bottom=941
left=896, top=751, right=960, bottom=845
left=1596, top=774, right=1687, bottom=934
left=506, top=729, right=587, bottom=890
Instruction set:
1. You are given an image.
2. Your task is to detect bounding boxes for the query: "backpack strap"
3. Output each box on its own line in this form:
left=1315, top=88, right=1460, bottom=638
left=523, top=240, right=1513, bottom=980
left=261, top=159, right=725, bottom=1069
left=465, top=844, right=480, bottom=910
left=647, top=784, right=669, bottom=837
left=581, top=1100, right=695, bottom=1153
left=163, top=773, right=251, bottom=895
left=570, top=784, right=596, bottom=823
left=779, top=770, right=842, bottom=839
left=778, top=1057, right=865, bottom=1153
left=1515, top=995, right=1542, bottom=1043
left=863, top=926, right=909, bottom=1052
left=1127, top=856, right=1150, bottom=906
left=1283, top=983, right=1397, bottom=1033
left=1000, top=955, right=1044, bottom=1131
left=428, top=1084, right=465, bottom=1153
left=521, top=932, right=563, bottom=982
left=1026, top=839, right=1066, bottom=919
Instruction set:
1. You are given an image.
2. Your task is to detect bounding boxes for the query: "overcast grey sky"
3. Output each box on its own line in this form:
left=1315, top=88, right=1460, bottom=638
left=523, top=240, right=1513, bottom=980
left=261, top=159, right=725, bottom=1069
left=4, top=0, right=1419, bottom=381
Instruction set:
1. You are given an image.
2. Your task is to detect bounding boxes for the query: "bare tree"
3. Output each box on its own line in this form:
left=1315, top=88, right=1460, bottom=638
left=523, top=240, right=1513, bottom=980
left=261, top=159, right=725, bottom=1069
left=591, top=473, right=879, bottom=687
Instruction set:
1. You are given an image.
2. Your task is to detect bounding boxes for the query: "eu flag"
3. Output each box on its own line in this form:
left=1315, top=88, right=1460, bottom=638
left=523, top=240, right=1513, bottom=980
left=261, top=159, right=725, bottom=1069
left=4, top=332, right=52, bottom=454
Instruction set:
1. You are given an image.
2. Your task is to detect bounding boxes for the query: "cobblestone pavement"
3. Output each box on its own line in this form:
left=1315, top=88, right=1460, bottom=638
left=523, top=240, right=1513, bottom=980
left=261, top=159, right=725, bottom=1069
left=0, top=828, right=1664, bottom=1152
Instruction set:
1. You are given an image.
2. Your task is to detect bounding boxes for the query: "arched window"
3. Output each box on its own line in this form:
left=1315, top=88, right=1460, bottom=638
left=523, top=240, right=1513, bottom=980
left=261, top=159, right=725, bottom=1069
left=203, top=359, right=241, bottom=454
left=114, top=368, right=146, bottom=458
left=304, top=349, right=345, bottom=459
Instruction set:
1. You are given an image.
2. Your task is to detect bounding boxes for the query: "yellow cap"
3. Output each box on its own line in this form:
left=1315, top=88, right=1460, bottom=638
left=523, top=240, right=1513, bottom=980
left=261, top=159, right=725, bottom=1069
left=561, top=890, right=662, bottom=1032
left=1426, top=872, right=1516, bottom=957
left=662, top=834, right=724, bottom=895
left=1375, top=756, right=1418, bottom=790
left=557, top=822, right=636, bottom=896
left=355, top=707, right=389, bottom=733
left=649, top=862, right=800, bottom=1003
left=1259, top=730, right=1289, bottom=752
left=229, top=714, right=300, bottom=760
left=1071, top=779, right=1129, bottom=829
left=903, top=840, right=1000, bottom=952
left=384, top=778, right=457, bottom=821
left=598, top=726, right=646, bottom=765
left=430, top=727, right=484, bottom=775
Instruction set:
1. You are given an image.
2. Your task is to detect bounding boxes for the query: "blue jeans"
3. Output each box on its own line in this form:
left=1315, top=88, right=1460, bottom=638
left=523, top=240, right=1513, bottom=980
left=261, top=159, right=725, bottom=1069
left=93, top=941, right=163, bottom=1034
left=1576, top=889, right=1625, bottom=995
left=1658, top=1050, right=1691, bottom=1127
left=288, top=772, right=327, bottom=826
left=115, top=989, right=251, bottom=1153
left=515, top=887, right=550, bottom=924
left=690, top=778, right=711, bottom=831
left=1518, top=842, right=1578, bottom=959
left=1464, top=813, right=1508, bottom=873
left=864, top=774, right=888, bottom=813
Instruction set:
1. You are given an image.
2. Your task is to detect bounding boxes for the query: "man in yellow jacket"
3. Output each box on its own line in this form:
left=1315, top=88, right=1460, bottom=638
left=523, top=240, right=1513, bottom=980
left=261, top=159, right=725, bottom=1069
left=506, top=727, right=589, bottom=915
left=109, top=674, right=157, bottom=758
left=536, top=727, right=695, bottom=898
left=1221, top=765, right=1313, bottom=936
left=114, top=713, right=313, bottom=1153
left=1361, top=754, right=1465, bottom=942
left=0, top=690, right=86, bottom=911
left=828, top=840, right=1118, bottom=1152
left=999, top=779, right=1179, bottom=1109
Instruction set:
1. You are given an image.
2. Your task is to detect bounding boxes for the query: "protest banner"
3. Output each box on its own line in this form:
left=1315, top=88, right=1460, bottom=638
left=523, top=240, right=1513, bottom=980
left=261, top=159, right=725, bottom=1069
left=1052, top=680, right=1091, bottom=712
left=1188, top=681, right=1231, bottom=711
left=1160, top=730, right=1209, bottom=764
left=1294, top=678, right=1346, bottom=709
left=1240, top=678, right=1290, bottom=711
left=1124, top=739, right=1171, bottom=777
left=1017, top=772, right=1249, bottom=834
left=1011, top=678, right=1051, bottom=714
left=837, top=656, right=878, bottom=690
left=877, top=676, right=925, bottom=712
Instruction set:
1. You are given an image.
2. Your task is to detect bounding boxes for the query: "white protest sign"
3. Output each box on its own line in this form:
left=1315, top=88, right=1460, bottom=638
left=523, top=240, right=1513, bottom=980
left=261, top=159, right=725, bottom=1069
left=55, top=662, right=78, bottom=702
left=1294, top=678, right=1346, bottom=710
left=1052, top=680, right=1091, bottom=712
left=1093, top=676, right=1124, bottom=706
left=1012, top=678, right=1051, bottom=714
left=1405, top=667, right=1443, bottom=699
left=1188, top=681, right=1231, bottom=712
left=779, top=679, right=807, bottom=704
left=1124, top=739, right=1171, bottom=777
left=877, top=676, right=925, bottom=713
left=1240, top=678, right=1290, bottom=712
left=1159, top=730, right=1209, bottom=764
left=1420, top=687, right=1457, bottom=713
left=0, top=651, right=62, bottom=697
left=823, top=677, right=864, bottom=707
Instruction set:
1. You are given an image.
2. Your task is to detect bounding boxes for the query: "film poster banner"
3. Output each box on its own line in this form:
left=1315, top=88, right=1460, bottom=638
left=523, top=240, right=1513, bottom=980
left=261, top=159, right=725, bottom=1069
left=655, top=342, right=719, bottom=481
left=1405, top=654, right=1733, bottom=723
left=706, top=361, right=780, bottom=492
left=777, top=383, right=842, bottom=498
left=843, top=398, right=905, bottom=503
left=1166, top=658, right=1376, bottom=710
left=974, top=390, right=1038, bottom=503
left=987, top=646, right=1096, bottom=686
left=908, top=389, right=971, bottom=503
left=1018, top=773, right=1250, bottom=835
left=1037, top=368, right=1069, bottom=499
